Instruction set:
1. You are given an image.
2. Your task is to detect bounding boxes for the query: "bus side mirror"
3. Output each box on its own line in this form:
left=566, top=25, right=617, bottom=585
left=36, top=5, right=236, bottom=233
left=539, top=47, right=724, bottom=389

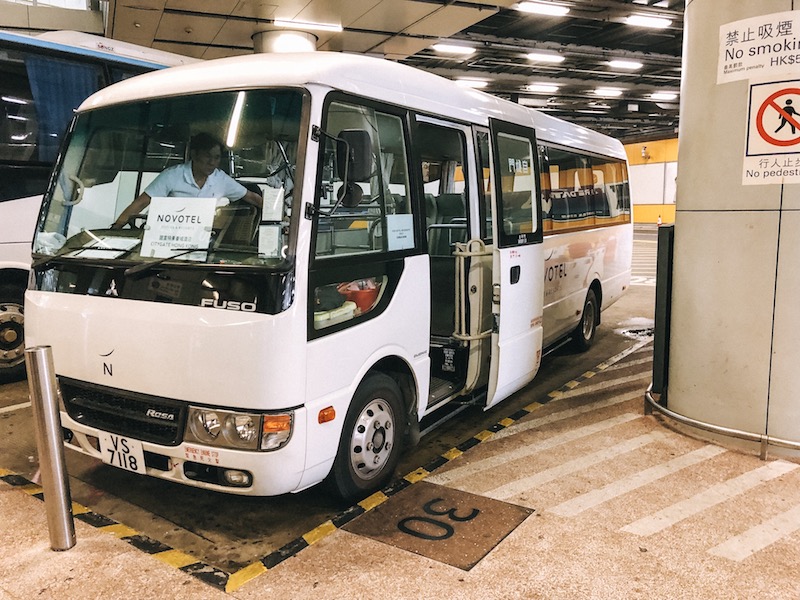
left=336, top=129, right=372, bottom=182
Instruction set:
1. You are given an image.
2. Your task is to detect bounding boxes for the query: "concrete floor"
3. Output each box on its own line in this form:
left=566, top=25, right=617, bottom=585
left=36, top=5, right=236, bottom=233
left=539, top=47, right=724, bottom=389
left=3, top=334, right=799, bottom=599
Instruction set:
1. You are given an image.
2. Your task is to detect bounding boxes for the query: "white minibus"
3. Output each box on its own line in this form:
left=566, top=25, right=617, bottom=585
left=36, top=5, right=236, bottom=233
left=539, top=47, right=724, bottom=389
left=26, top=52, right=632, bottom=500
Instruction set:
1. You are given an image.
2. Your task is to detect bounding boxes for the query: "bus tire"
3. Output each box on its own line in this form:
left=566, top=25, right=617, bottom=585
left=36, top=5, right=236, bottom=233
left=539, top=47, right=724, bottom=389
left=0, top=283, right=26, bottom=383
left=327, top=373, right=404, bottom=502
left=571, top=288, right=598, bottom=352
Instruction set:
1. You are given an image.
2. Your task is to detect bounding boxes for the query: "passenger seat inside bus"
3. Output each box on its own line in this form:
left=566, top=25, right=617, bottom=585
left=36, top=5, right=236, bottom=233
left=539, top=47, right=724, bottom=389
left=429, top=193, right=466, bottom=256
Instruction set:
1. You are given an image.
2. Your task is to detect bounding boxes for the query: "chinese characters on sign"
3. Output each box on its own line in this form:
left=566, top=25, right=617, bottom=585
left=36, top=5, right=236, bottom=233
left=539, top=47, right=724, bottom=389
left=140, top=196, right=217, bottom=258
left=719, top=11, right=800, bottom=83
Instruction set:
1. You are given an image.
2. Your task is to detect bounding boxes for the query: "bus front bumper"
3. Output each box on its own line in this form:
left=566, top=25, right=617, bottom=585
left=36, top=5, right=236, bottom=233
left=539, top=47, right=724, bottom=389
left=59, top=408, right=309, bottom=497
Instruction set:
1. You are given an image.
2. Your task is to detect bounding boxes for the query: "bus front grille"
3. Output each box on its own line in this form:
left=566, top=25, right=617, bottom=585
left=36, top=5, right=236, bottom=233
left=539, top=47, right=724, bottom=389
left=59, top=378, right=186, bottom=446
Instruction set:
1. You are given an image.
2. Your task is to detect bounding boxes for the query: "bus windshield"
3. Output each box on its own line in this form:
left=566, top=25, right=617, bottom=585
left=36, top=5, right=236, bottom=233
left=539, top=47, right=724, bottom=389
left=34, top=88, right=304, bottom=271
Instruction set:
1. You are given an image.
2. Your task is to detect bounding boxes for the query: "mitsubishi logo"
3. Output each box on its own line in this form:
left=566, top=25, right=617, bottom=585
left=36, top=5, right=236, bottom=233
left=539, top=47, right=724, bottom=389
left=105, top=279, right=119, bottom=297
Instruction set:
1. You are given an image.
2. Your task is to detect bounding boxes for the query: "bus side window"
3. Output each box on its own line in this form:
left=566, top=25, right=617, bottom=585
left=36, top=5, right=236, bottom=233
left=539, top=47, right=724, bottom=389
left=0, top=48, right=103, bottom=201
left=541, top=145, right=631, bottom=232
left=311, top=100, right=414, bottom=332
left=494, top=131, right=537, bottom=239
left=315, top=101, right=414, bottom=259
left=546, top=147, right=594, bottom=231
left=590, top=155, right=631, bottom=223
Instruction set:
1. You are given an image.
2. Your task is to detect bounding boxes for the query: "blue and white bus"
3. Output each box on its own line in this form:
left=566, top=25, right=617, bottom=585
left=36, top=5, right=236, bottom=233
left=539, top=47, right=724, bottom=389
left=26, top=52, right=632, bottom=500
left=0, top=30, right=195, bottom=382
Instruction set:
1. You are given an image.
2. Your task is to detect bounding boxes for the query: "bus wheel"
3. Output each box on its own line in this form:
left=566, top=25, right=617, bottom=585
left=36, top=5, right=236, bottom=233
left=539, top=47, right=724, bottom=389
left=328, top=373, right=404, bottom=502
left=571, top=289, right=598, bottom=352
left=0, top=284, right=26, bottom=383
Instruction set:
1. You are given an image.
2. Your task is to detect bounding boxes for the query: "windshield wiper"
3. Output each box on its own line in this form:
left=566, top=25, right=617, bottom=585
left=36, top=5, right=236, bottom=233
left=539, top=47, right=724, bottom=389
left=124, top=247, right=206, bottom=277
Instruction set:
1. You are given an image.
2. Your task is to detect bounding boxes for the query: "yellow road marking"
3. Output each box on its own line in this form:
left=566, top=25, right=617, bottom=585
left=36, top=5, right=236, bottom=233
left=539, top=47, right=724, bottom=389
left=101, top=524, right=138, bottom=538
left=358, top=490, right=388, bottom=511
left=442, top=448, right=463, bottom=461
left=226, top=561, right=268, bottom=593
left=154, top=549, right=199, bottom=569
left=404, top=468, right=430, bottom=483
left=303, top=520, right=336, bottom=545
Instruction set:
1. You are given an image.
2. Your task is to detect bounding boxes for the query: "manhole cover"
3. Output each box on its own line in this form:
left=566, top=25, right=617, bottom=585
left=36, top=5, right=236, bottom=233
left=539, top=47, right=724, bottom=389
left=343, top=481, right=532, bottom=570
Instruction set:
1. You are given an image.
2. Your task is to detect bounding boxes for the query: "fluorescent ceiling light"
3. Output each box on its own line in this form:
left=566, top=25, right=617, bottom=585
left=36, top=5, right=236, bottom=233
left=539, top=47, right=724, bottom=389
left=651, top=91, right=678, bottom=101
left=519, top=97, right=550, bottom=107
left=607, top=59, right=643, bottom=70
left=595, top=87, right=623, bottom=97
left=2, top=95, right=28, bottom=105
left=226, top=91, right=245, bottom=148
left=515, top=2, right=570, bottom=16
left=626, top=15, right=672, bottom=28
left=527, top=52, right=565, bottom=63
left=526, top=83, right=560, bottom=93
left=432, top=43, right=476, bottom=55
left=270, top=31, right=317, bottom=52
left=273, top=19, right=342, bottom=32
left=455, top=79, right=488, bottom=88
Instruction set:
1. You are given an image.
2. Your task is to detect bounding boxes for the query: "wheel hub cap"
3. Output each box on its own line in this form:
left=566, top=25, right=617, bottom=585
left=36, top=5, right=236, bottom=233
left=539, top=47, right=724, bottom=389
left=350, top=399, right=395, bottom=480
left=0, top=302, right=25, bottom=368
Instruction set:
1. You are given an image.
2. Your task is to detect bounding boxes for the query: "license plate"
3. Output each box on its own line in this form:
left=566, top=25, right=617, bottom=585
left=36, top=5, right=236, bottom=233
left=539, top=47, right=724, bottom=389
left=99, top=433, right=147, bottom=474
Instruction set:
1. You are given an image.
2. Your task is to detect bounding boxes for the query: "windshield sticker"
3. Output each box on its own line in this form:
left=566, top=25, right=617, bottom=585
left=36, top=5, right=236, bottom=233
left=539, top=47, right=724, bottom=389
left=258, top=223, right=282, bottom=258
left=140, top=196, right=216, bottom=258
left=386, top=214, right=414, bottom=251
left=261, top=185, right=285, bottom=221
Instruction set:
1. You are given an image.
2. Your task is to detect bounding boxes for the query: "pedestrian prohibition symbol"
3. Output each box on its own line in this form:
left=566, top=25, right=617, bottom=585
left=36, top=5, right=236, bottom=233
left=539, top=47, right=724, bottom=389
left=755, top=87, right=800, bottom=147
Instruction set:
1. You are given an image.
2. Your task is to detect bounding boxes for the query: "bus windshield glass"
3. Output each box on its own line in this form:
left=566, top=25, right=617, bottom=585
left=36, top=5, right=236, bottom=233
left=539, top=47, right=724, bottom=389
left=34, top=89, right=304, bottom=270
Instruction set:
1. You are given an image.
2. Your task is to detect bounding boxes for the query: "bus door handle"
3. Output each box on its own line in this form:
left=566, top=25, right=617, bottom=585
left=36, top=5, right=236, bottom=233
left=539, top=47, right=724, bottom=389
left=510, top=265, right=521, bottom=284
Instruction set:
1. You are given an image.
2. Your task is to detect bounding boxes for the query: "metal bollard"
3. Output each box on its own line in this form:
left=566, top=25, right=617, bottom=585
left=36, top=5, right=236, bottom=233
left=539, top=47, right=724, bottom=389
left=25, top=346, right=76, bottom=551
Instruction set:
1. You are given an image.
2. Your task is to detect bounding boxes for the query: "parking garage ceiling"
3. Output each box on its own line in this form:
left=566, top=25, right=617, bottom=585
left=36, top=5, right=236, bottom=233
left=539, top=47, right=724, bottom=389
left=106, top=0, right=683, bottom=144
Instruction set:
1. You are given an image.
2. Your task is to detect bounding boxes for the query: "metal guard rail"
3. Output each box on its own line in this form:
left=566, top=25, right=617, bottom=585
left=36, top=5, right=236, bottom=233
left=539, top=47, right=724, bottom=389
left=645, top=383, right=800, bottom=458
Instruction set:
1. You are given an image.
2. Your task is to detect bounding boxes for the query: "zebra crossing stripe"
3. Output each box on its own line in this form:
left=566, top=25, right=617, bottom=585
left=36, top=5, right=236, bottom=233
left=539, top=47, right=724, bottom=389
left=621, top=460, right=799, bottom=537
left=555, top=372, right=651, bottom=401
left=549, top=445, right=727, bottom=517
left=0, top=402, right=31, bottom=414
left=427, top=413, right=642, bottom=486
left=708, top=503, right=800, bottom=561
left=489, top=390, right=644, bottom=442
left=486, top=431, right=666, bottom=501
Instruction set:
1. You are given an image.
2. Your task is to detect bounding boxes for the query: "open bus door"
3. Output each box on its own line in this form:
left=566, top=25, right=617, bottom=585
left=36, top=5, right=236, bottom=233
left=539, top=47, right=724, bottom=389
left=486, top=119, right=544, bottom=408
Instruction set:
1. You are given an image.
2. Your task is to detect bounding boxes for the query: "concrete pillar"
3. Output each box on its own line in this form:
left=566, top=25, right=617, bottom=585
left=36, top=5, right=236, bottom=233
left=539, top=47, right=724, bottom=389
left=670, top=0, right=800, bottom=456
left=252, top=30, right=317, bottom=53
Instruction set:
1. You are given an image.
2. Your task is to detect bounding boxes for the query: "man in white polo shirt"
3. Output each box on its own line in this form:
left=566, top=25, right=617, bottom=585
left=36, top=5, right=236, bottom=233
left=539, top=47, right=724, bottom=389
left=111, top=132, right=262, bottom=229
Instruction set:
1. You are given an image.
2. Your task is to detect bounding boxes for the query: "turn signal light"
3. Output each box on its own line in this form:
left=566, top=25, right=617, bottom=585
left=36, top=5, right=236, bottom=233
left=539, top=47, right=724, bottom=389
left=261, top=413, right=293, bottom=451
left=318, top=406, right=336, bottom=424
left=263, top=414, right=292, bottom=433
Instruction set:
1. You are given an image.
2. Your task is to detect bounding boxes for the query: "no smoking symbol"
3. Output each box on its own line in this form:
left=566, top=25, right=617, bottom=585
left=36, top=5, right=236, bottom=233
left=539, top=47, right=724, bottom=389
left=756, top=88, right=800, bottom=147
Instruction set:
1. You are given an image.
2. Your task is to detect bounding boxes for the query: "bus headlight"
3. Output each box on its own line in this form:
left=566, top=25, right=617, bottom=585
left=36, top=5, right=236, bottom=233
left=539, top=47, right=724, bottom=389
left=189, top=410, right=222, bottom=442
left=185, top=407, right=293, bottom=451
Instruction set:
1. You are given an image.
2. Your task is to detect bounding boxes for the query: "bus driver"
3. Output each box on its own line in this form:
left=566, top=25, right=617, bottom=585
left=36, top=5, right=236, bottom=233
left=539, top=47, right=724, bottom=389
left=111, top=132, right=262, bottom=229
